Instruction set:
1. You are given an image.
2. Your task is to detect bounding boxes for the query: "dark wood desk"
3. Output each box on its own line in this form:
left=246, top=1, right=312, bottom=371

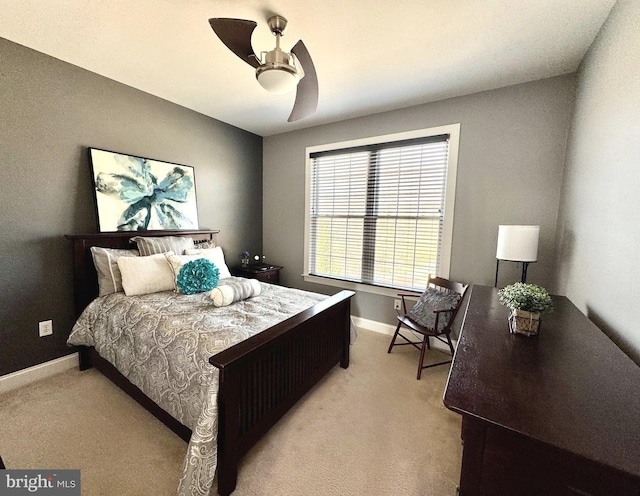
left=444, top=285, right=640, bottom=496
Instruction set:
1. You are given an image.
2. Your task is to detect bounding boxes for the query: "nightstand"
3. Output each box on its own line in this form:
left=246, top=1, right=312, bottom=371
left=230, top=264, right=283, bottom=285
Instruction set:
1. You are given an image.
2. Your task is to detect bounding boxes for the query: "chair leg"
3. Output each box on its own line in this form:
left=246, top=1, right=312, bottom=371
left=417, top=335, right=429, bottom=380
left=387, top=322, right=403, bottom=353
left=446, top=334, right=455, bottom=356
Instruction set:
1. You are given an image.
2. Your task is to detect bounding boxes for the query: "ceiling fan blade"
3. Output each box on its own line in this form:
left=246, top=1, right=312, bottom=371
left=208, top=18, right=260, bottom=68
left=288, top=40, right=318, bottom=122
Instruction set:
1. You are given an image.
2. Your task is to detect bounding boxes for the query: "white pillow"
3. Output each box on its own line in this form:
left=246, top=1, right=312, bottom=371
left=166, top=253, right=203, bottom=277
left=116, top=252, right=175, bottom=296
left=184, top=246, right=231, bottom=279
left=211, top=279, right=261, bottom=307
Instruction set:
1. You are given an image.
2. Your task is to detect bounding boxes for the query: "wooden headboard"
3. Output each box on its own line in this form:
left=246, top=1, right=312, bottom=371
left=65, top=230, right=219, bottom=317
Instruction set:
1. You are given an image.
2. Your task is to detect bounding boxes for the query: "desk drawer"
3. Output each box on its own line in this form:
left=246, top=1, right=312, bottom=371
left=476, top=425, right=639, bottom=496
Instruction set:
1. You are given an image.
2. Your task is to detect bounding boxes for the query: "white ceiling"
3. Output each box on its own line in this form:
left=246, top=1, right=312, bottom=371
left=0, top=0, right=615, bottom=137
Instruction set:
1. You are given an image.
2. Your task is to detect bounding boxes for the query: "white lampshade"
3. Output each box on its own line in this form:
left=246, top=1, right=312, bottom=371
left=256, top=68, right=298, bottom=94
left=496, top=225, right=540, bottom=262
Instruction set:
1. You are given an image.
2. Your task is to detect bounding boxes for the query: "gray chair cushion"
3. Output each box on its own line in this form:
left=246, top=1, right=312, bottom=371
left=407, top=288, right=461, bottom=331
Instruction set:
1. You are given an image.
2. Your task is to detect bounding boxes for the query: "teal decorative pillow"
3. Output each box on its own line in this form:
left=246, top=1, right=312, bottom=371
left=176, top=258, right=219, bottom=295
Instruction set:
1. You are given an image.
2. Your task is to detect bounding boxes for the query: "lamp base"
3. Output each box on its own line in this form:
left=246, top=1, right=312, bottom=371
left=494, top=259, right=534, bottom=287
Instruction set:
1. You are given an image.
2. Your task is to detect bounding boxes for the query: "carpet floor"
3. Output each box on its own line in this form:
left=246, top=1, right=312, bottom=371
left=0, top=329, right=462, bottom=495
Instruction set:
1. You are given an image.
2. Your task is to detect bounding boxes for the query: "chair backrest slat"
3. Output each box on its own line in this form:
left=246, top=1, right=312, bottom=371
left=427, top=276, right=468, bottom=299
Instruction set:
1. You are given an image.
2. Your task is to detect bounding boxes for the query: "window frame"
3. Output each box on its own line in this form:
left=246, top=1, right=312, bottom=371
left=303, top=123, right=461, bottom=298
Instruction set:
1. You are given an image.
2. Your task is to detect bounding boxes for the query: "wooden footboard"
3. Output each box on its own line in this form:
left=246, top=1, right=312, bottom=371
left=210, top=290, right=354, bottom=496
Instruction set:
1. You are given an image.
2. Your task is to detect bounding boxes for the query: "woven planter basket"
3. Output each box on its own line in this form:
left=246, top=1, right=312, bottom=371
left=508, top=308, right=540, bottom=336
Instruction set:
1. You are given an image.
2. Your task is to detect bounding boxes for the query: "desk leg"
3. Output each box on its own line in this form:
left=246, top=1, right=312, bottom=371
left=458, top=416, right=486, bottom=496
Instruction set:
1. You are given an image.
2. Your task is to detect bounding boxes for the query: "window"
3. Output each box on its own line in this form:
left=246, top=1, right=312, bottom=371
left=304, top=124, right=460, bottom=296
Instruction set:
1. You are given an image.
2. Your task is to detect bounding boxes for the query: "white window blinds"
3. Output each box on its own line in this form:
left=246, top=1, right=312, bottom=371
left=308, top=134, right=451, bottom=292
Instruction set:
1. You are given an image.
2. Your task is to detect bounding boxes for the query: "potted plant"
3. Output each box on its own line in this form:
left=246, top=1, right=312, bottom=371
left=497, top=282, right=553, bottom=336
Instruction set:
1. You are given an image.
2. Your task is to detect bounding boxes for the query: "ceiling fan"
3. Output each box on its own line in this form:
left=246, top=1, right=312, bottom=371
left=208, top=15, right=318, bottom=122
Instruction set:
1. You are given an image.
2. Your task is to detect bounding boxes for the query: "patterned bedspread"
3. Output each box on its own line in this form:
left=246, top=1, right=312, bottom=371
left=67, top=278, right=328, bottom=496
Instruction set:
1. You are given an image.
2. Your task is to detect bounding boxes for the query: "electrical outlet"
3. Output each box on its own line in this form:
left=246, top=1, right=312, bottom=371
left=394, top=299, right=402, bottom=311
left=39, top=320, right=53, bottom=337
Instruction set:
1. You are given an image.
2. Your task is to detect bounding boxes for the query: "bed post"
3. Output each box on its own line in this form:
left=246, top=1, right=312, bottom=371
left=78, top=346, right=93, bottom=371
left=340, top=310, right=351, bottom=369
left=216, top=368, right=240, bottom=496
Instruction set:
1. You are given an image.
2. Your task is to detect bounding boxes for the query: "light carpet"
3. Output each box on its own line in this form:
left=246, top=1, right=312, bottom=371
left=0, top=329, right=462, bottom=495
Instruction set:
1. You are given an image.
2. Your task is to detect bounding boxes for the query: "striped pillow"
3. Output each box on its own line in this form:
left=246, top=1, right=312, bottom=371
left=130, top=236, right=195, bottom=256
left=90, top=247, right=139, bottom=295
left=210, top=278, right=261, bottom=307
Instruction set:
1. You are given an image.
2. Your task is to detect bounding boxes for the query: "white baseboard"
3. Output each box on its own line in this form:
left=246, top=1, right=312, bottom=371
left=351, top=315, right=457, bottom=354
left=0, top=353, right=79, bottom=395
left=0, top=318, right=453, bottom=395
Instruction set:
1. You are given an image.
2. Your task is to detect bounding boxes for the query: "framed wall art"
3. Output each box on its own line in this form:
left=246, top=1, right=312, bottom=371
left=89, top=148, right=199, bottom=232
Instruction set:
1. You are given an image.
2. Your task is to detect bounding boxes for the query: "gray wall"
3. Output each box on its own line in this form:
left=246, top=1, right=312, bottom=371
left=263, top=75, right=576, bottom=329
left=0, top=38, right=263, bottom=376
left=554, top=0, right=640, bottom=363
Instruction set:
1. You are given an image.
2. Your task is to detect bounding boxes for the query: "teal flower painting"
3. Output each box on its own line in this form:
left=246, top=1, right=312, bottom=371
left=90, top=149, right=199, bottom=232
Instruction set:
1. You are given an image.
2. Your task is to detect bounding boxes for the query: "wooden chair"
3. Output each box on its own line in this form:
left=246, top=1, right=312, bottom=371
left=387, top=276, right=469, bottom=379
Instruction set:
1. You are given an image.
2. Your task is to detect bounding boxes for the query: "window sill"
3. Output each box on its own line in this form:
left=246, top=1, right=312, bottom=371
left=302, top=274, right=421, bottom=298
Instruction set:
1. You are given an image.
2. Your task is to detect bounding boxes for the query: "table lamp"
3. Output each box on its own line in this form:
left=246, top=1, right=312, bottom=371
left=495, top=225, right=540, bottom=286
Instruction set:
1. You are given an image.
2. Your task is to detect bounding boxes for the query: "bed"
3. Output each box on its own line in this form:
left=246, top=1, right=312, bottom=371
left=65, top=230, right=354, bottom=496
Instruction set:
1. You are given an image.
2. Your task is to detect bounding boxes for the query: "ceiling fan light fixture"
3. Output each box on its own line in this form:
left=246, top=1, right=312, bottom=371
left=256, top=64, right=299, bottom=94
left=256, top=47, right=299, bottom=94
left=209, top=15, right=318, bottom=120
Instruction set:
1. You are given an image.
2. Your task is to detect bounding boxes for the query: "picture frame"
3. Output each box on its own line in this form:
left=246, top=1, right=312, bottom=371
left=89, top=148, right=199, bottom=232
